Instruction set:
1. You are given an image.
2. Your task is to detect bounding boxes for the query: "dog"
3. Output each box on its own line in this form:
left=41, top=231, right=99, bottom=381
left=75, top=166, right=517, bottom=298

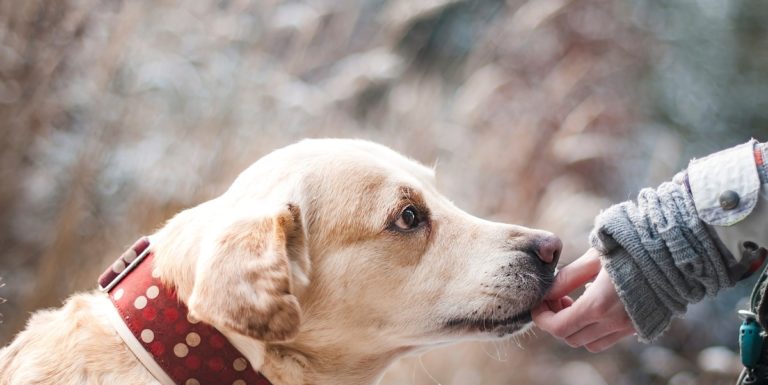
left=0, top=139, right=561, bottom=385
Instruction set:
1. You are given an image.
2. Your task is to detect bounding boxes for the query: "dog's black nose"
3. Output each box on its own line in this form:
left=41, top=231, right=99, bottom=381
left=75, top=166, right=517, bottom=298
left=534, top=233, right=562, bottom=266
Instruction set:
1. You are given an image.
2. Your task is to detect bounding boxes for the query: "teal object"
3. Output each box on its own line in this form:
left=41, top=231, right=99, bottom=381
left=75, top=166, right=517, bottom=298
left=740, top=317, right=764, bottom=368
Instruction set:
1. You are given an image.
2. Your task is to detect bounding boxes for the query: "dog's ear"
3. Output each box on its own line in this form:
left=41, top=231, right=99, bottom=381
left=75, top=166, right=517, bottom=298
left=187, top=203, right=308, bottom=342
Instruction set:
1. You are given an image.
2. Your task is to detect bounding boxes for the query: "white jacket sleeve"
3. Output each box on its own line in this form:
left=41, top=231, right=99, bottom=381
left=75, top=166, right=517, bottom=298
left=688, top=139, right=768, bottom=268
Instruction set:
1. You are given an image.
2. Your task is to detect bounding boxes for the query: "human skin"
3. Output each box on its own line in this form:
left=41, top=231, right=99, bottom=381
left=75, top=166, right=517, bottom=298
left=532, top=248, right=636, bottom=352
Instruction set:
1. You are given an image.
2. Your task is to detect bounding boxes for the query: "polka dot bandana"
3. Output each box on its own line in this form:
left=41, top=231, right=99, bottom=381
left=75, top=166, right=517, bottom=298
left=98, top=238, right=273, bottom=385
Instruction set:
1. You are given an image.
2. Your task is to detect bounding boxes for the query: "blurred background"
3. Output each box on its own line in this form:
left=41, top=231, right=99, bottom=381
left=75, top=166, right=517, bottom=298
left=1, top=0, right=768, bottom=384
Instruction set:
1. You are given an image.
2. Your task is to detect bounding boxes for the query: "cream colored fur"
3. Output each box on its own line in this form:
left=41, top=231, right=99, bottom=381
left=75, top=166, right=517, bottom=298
left=0, top=139, right=557, bottom=385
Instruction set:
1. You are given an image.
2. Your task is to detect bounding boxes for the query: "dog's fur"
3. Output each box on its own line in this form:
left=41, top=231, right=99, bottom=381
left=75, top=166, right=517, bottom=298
left=0, top=139, right=558, bottom=385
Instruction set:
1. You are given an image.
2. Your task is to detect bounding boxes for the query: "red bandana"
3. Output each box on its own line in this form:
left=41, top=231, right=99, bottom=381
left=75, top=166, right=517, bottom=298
left=98, top=237, right=273, bottom=385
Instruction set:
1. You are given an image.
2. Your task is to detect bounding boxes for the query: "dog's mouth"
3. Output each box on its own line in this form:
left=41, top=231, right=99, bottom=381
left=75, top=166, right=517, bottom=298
left=444, top=269, right=554, bottom=337
left=443, top=311, right=532, bottom=335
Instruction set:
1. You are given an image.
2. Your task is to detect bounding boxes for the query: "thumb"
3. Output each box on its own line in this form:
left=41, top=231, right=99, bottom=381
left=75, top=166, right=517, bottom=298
left=545, top=248, right=602, bottom=300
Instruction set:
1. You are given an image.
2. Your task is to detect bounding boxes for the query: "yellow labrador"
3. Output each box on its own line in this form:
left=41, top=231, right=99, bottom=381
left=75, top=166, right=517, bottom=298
left=0, top=139, right=560, bottom=385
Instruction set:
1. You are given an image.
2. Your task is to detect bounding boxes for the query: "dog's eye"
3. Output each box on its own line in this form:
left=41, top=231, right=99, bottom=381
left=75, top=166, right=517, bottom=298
left=394, top=206, right=422, bottom=231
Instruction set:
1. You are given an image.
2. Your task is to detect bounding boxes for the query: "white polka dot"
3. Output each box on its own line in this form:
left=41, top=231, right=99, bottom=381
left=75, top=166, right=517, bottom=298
left=112, top=260, right=126, bottom=274
left=186, top=313, right=200, bottom=324
left=146, top=286, right=160, bottom=299
left=134, top=296, right=147, bottom=309
left=174, top=343, right=189, bottom=358
left=113, top=288, right=124, bottom=300
left=140, top=329, right=154, bottom=343
left=185, top=379, right=200, bottom=385
left=185, top=332, right=201, bottom=347
left=233, top=357, right=247, bottom=371
left=151, top=269, right=161, bottom=278
left=233, top=380, right=246, bottom=385
left=123, top=249, right=138, bottom=263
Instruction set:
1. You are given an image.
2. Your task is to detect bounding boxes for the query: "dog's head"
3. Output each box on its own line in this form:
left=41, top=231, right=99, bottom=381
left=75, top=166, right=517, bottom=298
left=155, top=138, right=559, bottom=353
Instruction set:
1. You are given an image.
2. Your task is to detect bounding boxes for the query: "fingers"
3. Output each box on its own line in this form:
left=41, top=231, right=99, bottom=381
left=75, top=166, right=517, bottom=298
left=532, top=302, right=595, bottom=339
left=533, top=248, right=602, bottom=334
left=534, top=266, right=636, bottom=352
left=564, top=320, right=634, bottom=348
left=546, top=296, right=574, bottom=312
left=535, top=302, right=633, bottom=352
left=533, top=247, right=637, bottom=353
left=584, top=329, right=635, bottom=353
left=564, top=322, right=611, bottom=348
left=545, top=248, right=602, bottom=300
left=532, top=296, right=573, bottom=318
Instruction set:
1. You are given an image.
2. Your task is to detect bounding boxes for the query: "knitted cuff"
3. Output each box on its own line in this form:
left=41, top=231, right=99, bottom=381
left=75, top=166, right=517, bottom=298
left=589, top=180, right=735, bottom=342
left=589, top=205, right=678, bottom=342
left=599, top=247, right=674, bottom=342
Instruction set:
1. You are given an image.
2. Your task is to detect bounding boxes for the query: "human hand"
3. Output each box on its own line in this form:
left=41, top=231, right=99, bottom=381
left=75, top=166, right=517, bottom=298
left=532, top=248, right=637, bottom=352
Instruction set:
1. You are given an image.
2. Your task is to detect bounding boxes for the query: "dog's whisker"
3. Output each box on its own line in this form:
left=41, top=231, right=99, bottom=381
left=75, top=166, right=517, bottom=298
left=417, top=354, right=442, bottom=385
left=493, top=340, right=504, bottom=361
left=480, top=341, right=502, bottom=362
left=512, top=334, right=525, bottom=350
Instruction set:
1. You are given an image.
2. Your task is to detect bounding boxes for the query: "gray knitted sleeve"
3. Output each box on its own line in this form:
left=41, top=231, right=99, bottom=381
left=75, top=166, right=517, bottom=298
left=589, top=179, right=736, bottom=342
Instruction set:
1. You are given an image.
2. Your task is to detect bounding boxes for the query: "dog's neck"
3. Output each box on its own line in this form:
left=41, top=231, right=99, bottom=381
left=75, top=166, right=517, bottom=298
left=151, top=208, right=203, bottom=303
left=215, top=310, right=414, bottom=385
left=258, top=333, right=414, bottom=385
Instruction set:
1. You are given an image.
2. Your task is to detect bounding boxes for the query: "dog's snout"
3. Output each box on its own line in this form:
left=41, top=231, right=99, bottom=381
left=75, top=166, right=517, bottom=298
left=534, top=234, right=562, bottom=266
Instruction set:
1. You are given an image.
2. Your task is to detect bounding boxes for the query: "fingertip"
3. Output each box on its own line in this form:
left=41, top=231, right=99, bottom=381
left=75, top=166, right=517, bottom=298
left=544, top=253, right=602, bottom=300
left=531, top=308, right=559, bottom=333
left=565, top=339, right=581, bottom=348
left=584, top=344, right=605, bottom=353
left=544, top=269, right=571, bottom=300
left=544, top=299, right=561, bottom=312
